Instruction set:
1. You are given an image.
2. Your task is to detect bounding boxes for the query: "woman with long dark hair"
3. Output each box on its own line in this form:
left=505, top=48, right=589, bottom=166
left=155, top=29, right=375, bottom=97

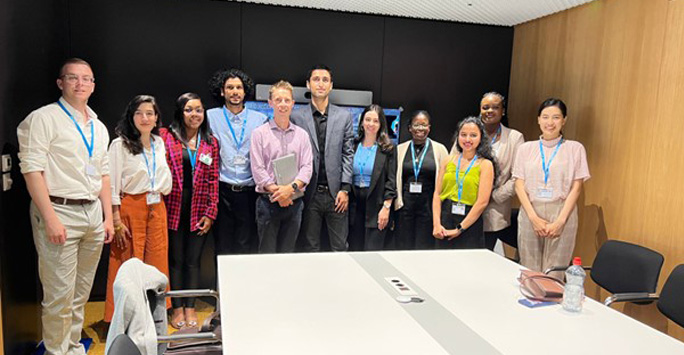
left=160, top=93, right=219, bottom=329
left=513, top=98, right=589, bottom=276
left=433, top=116, right=496, bottom=248
left=105, top=95, right=173, bottom=323
left=348, top=104, right=396, bottom=251
left=394, top=111, right=449, bottom=250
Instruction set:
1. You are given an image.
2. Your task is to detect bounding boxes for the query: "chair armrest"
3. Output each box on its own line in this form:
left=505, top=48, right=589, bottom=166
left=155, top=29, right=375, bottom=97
left=163, top=289, right=220, bottom=312
left=604, top=292, right=659, bottom=306
left=543, top=265, right=592, bottom=275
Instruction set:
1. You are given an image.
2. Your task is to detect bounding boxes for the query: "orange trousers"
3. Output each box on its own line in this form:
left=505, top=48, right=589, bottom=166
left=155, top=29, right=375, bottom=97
left=105, top=193, right=170, bottom=322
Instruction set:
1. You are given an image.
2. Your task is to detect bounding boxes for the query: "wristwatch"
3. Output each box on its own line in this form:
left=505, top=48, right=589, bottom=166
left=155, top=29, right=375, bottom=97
left=382, top=201, right=392, bottom=210
left=291, top=182, right=299, bottom=192
left=456, top=223, right=465, bottom=233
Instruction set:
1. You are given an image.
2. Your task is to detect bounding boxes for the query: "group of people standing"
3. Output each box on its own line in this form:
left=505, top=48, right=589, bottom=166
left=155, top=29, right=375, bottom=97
left=17, top=58, right=589, bottom=354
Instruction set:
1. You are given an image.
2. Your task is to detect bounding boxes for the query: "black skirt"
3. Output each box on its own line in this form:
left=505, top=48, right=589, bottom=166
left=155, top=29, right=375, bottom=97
left=436, top=199, right=485, bottom=249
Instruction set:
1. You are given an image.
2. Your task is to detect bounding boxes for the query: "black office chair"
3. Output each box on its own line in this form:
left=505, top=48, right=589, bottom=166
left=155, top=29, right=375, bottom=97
left=108, top=334, right=142, bottom=355
left=544, top=240, right=664, bottom=306
left=608, top=264, right=684, bottom=328
left=658, top=264, right=684, bottom=328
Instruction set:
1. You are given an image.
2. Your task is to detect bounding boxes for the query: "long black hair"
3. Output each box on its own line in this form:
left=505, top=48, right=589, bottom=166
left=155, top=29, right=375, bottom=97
left=356, top=104, right=393, bottom=152
left=115, top=95, right=161, bottom=155
left=169, top=92, right=212, bottom=144
left=452, top=116, right=499, bottom=183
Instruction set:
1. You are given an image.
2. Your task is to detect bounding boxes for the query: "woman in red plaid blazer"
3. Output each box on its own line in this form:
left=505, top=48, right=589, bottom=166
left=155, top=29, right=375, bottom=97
left=160, top=92, right=219, bottom=329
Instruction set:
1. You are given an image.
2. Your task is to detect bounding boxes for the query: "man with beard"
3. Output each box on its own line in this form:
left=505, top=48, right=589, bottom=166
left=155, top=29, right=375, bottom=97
left=291, top=65, right=354, bottom=252
left=207, top=69, right=267, bottom=254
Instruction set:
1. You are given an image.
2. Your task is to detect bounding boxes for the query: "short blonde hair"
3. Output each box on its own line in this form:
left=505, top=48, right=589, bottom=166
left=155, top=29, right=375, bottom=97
left=268, top=80, right=294, bottom=99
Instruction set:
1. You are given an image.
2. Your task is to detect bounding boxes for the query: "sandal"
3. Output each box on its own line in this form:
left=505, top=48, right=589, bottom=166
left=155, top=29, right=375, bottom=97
left=170, top=308, right=186, bottom=329
left=184, top=308, right=198, bottom=329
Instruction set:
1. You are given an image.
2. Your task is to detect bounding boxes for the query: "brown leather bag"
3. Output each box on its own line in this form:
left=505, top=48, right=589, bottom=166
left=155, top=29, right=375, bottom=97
left=518, top=270, right=565, bottom=302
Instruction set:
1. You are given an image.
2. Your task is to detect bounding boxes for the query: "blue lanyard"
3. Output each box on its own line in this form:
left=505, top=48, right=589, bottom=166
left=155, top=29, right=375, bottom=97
left=491, top=124, right=502, bottom=145
left=539, top=138, right=563, bottom=185
left=357, top=143, right=377, bottom=177
left=142, top=140, right=157, bottom=190
left=410, top=139, right=430, bottom=181
left=222, top=107, right=247, bottom=150
left=185, top=134, right=201, bottom=172
left=456, top=154, right=478, bottom=202
left=57, top=101, right=94, bottom=158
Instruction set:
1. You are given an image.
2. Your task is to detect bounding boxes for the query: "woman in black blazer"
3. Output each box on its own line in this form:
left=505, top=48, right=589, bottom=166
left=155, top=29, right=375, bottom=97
left=348, top=104, right=396, bottom=251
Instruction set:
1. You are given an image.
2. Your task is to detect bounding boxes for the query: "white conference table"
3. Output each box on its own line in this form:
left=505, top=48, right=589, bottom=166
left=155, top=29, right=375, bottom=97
left=217, top=250, right=684, bottom=354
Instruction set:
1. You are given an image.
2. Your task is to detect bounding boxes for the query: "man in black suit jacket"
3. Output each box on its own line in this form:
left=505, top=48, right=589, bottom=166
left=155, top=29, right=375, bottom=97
left=291, top=65, right=354, bottom=252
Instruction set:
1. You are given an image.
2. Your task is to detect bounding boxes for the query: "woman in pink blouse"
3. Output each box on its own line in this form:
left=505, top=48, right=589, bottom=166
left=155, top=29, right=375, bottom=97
left=513, top=98, right=590, bottom=276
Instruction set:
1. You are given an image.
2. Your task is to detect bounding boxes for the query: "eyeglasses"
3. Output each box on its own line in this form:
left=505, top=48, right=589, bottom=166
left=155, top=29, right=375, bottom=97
left=184, top=108, right=205, bottom=115
left=60, top=74, right=95, bottom=85
left=411, top=124, right=430, bottom=129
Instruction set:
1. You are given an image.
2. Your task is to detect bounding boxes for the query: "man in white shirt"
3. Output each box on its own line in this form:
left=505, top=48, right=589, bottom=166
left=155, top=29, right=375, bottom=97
left=17, top=58, right=114, bottom=355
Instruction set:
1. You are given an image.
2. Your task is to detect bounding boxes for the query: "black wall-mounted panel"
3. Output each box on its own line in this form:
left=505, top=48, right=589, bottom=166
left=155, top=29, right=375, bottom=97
left=382, top=17, right=513, bottom=145
left=241, top=4, right=385, bottom=96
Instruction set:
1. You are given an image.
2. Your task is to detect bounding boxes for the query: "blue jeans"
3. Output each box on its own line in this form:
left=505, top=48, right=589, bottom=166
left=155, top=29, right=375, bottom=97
left=256, top=196, right=304, bottom=253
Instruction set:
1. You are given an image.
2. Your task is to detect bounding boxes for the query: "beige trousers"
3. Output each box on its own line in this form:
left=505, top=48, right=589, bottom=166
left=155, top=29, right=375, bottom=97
left=30, top=201, right=104, bottom=355
left=518, top=199, right=577, bottom=279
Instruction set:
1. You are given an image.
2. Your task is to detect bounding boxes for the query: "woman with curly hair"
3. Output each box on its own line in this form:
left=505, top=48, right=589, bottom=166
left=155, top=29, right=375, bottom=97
left=433, top=116, right=496, bottom=249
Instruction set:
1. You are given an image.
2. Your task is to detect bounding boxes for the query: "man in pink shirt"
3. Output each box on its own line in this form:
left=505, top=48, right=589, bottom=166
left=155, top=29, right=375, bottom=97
left=250, top=81, right=313, bottom=253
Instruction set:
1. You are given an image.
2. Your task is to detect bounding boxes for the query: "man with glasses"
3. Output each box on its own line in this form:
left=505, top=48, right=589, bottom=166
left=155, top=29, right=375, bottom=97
left=17, top=58, right=114, bottom=355
left=207, top=69, right=267, bottom=254
left=291, top=64, right=354, bottom=252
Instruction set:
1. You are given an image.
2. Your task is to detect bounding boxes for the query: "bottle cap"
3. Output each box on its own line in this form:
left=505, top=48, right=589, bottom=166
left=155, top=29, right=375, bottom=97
left=572, top=257, right=582, bottom=265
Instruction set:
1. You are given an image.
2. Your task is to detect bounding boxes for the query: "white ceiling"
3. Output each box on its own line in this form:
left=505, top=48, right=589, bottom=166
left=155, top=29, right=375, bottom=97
left=228, top=0, right=596, bottom=26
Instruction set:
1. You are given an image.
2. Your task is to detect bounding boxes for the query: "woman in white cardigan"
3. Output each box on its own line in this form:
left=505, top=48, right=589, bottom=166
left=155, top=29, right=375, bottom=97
left=394, top=111, right=449, bottom=249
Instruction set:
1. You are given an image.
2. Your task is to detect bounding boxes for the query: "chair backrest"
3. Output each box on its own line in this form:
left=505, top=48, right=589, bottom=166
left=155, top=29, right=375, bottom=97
left=107, top=334, right=142, bottom=355
left=590, top=240, right=664, bottom=294
left=658, top=264, right=684, bottom=328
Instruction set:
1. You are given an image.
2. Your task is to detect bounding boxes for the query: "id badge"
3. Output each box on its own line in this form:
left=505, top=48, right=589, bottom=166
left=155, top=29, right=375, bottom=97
left=146, top=192, right=161, bottom=205
left=451, top=202, right=466, bottom=216
left=199, top=153, right=212, bottom=166
left=409, top=182, right=422, bottom=193
left=85, top=163, right=97, bottom=176
left=233, top=155, right=247, bottom=166
left=537, top=188, right=553, bottom=199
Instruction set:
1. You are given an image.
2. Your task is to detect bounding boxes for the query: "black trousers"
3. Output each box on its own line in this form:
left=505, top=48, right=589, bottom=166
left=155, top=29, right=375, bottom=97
left=214, top=182, right=257, bottom=255
left=169, top=188, right=207, bottom=308
left=300, top=187, right=349, bottom=252
left=349, top=187, right=386, bottom=251
left=395, top=188, right=435, bottom=250
left=256, top=196, right=303, bottom=253
left=485, top=227, right=516, bottom=251
left=436, top=200, right=485, bottom=249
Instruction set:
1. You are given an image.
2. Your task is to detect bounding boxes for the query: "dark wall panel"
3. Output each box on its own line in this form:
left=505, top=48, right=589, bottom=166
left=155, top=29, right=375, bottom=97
left=241, top=4, right=385, bottom=94
left=69, top=0, right=242, bottom=128
left=1, top=0, right=69, bottom=353
left=382, top=18, right=513, bottom=145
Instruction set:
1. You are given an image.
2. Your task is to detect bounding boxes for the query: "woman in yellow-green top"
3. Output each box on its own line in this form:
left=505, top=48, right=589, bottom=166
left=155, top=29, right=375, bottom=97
left=433, top=117, right=497, bottom=249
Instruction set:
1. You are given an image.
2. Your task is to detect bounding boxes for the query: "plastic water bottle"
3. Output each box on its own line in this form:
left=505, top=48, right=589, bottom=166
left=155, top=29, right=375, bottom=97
left=562, top=257, right=586, bottom=312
